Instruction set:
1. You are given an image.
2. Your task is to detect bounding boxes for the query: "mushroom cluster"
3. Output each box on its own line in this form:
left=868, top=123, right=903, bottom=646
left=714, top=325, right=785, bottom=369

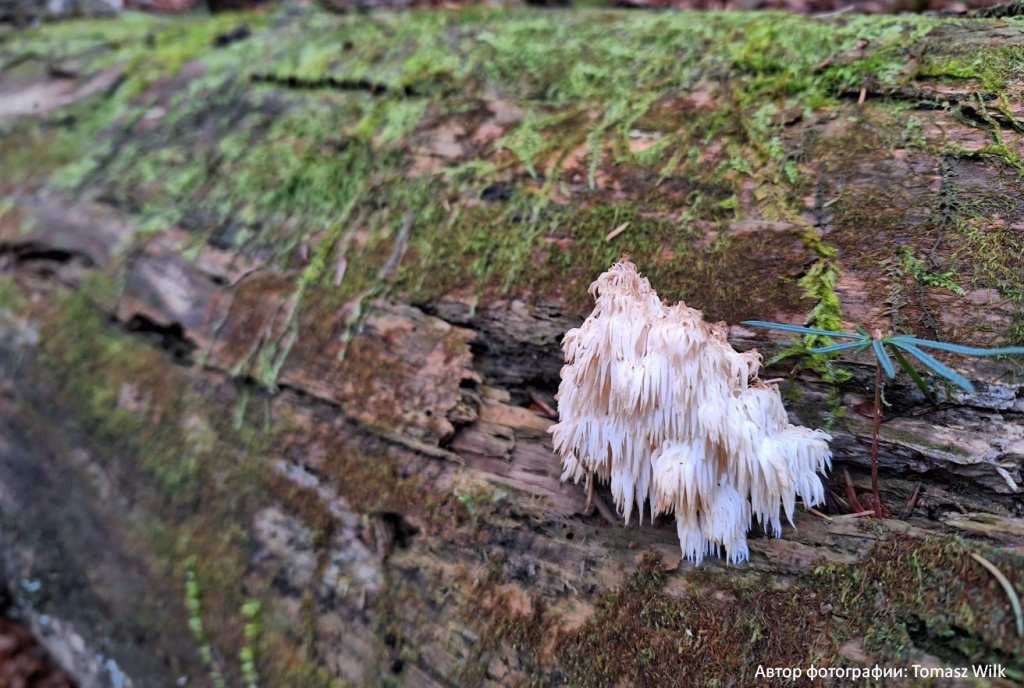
left=551, top=259, right=832, bottom=564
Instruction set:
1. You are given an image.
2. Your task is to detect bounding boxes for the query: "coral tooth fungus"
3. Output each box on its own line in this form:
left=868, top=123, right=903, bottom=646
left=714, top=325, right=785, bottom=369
left=551, top=259, right=831, bottom=564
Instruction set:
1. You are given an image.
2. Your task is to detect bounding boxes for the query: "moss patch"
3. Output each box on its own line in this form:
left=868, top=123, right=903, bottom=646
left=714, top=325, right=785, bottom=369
left=9, top=7, right=1007, bottom=328
left=459, top=533, right=1024, bottom=687
left=28, top=292, right=349, bottom=687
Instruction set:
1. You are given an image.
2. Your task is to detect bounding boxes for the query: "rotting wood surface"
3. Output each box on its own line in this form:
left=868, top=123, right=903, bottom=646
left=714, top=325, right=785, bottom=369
left=0, top=8, right=1023, bottom=687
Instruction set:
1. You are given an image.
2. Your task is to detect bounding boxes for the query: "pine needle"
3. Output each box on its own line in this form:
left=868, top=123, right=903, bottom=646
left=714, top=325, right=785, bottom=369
left=605, top=222, right=630, bottom=242
left=970, top=552, right=1024, bottom=637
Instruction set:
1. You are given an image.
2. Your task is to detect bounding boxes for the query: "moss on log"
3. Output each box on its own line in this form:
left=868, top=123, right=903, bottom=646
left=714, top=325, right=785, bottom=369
left=1, top=6, right=1024, bottom=687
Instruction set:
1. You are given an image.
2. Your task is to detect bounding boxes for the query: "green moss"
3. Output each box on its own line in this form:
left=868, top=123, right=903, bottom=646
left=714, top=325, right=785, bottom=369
left=759, top=225, right=851, bottom=427
left=883, top=428, right=972, bottom=457
left=2, top=7, right=966, bottom=327
left=898, top=245, right=965, bottom=296
left=4, top=7, right=1019, bottom=365
left=17, top=0, right=959, bottom=406
left=0, top=274, right=26, bottom=312
left=461, top=533, right=1023, bottom=687
left=27, top=293, right=347, bottom=686
left=916, top=43, right=1024, bottom=95
left=37, top=293, right=198, bottom=504
left=0, top=125, right=83, bottom=189
left=951, top=215, right=1024, bottom=345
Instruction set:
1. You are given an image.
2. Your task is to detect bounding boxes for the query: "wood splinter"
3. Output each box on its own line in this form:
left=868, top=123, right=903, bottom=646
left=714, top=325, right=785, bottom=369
left=844, top=468, right=866, bottom=514
left=899, top=481, right=922, bottom=521
left=584, top=469, right=594, bottom=514
left=591, top=491, right=618, bottom=526
left=580, top=470, right=618, bottom=526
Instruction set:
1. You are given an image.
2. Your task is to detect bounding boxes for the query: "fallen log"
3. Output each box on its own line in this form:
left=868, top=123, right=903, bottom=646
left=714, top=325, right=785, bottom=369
left=1, top=7, right=1023, bottom=686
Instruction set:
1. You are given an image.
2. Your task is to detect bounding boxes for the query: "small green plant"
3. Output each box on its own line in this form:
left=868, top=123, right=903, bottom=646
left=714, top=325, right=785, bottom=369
left=240, top=599, right=263, bottom=688
left=186, top=559, right=264, bottom=688
left=185, top=557, right=227, bottom=688
left=455, top=480, right=509, bottom=526
left=897, top=246, right=965, bottom=296
left=743, top=320, right=1024, bottom=516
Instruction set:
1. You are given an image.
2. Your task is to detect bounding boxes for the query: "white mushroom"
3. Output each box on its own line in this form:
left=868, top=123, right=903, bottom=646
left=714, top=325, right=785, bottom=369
left=551, top=259, right=831, bottom=565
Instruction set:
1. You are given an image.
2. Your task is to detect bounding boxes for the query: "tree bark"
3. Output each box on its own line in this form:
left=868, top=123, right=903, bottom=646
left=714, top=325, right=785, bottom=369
left=1, top=8, right=1023, bottom=687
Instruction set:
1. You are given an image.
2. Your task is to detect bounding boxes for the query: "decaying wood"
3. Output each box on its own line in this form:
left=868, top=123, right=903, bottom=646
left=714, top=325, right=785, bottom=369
left=1, top=7, right=1024, bottom=687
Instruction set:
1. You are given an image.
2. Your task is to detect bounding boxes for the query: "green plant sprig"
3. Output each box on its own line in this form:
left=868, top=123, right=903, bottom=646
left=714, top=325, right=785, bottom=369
left=742, top=321, right=1024, bottom=397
